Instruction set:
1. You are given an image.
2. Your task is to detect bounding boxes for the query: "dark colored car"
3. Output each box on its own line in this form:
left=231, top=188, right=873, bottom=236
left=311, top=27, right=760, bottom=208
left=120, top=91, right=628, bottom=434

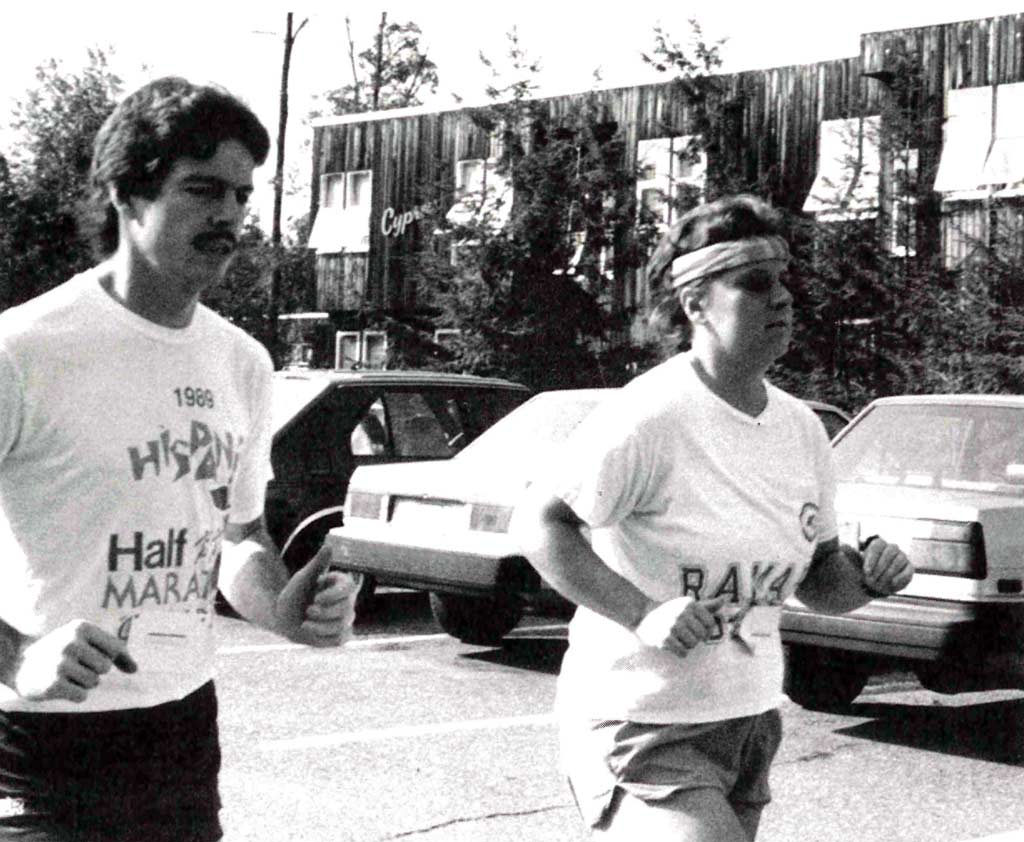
left=220, top=369, right=529, bottom=611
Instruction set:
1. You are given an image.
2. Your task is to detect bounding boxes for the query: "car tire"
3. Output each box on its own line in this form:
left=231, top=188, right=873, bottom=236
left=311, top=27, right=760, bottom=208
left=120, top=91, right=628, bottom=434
left=281, top=523, right=377, bottom=617
left=913, top=663, right=984, bottom=695
left=428, top=592, right=523, bottom=645
left=783, top=644, right=872, bottom=711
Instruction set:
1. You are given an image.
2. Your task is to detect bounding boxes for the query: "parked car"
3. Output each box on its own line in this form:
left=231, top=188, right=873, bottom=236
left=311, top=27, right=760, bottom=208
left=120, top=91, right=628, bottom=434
left=781, top=394, right=1024, bottom=710
left=326, top=387, right=852, bottom=643
left=225, top=369, right=529, bottom=611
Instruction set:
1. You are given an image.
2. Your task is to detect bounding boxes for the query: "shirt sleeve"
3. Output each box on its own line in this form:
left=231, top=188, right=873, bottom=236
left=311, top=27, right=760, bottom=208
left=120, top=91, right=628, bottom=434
left=0, top=344, right=24, bottom=466
left=547, top=400, right=655, bottom=529
left=228, top=349, right=275, bottom=525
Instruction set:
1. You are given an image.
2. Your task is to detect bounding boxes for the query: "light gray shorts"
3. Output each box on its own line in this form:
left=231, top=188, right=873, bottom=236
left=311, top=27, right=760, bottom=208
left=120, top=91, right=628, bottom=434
left=560, top=708, right=783, bottom=829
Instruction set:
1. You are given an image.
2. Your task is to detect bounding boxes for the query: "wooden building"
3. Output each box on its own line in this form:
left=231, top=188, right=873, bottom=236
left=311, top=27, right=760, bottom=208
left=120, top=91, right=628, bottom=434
left=291, top=12, right=1024, bottom=369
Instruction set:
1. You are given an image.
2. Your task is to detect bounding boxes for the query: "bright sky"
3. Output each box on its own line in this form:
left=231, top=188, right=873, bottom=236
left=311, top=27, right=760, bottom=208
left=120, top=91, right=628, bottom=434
left=2, top=1, right=1022, bottom=226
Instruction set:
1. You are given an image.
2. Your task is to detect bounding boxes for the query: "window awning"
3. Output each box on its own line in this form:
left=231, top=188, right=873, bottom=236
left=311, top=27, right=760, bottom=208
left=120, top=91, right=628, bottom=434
left=307, top=207, right=370, bottom=254
left=982, top=137, right=1024, bottom=188
left=933, top=86, right=993, bottom=196
left=981, top=82, right=1024, bottom=191
left=803, top=116, right=880, bottom=219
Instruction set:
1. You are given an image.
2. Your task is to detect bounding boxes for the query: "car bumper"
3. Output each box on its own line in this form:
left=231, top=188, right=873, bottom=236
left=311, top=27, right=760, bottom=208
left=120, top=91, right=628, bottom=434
left=325, top=527, right=539, bottom=598
left=781, top=595, right=1024, bottom=677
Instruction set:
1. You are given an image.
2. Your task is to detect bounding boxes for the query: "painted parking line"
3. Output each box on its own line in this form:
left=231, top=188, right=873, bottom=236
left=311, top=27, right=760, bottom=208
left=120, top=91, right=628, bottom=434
left=260, top=712, right=556, bottom=751
left=964, top=831, right=1024, bottom=842
left=217, top=624, right=567, bottom=656
left=217, top=632, right=446, bottom=655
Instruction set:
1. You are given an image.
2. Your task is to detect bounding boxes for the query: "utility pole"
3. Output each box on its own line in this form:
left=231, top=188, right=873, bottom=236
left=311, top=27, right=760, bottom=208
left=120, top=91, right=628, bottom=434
left=372, top=11, right=387, bottom=110
left=269, top=12, right=308, bottom=354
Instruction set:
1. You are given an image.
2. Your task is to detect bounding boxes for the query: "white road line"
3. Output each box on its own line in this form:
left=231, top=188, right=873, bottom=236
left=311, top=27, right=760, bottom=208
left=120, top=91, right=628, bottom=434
left=260, top=712, right=556, bottom=751
left=217, top=624, right=567, bottom=656
left=217, top=632, right=439, bottom=655
left=218, top=642, right=304, bottom=655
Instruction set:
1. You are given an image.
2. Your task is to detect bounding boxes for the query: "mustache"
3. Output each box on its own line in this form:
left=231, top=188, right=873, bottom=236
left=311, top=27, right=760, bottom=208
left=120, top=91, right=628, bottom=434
left=192, top=230, right=238, bottom=250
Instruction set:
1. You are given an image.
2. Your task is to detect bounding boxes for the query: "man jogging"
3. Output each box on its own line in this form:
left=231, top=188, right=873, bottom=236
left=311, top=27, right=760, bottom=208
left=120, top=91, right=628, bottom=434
left=0, top=76, right=359, bottom=842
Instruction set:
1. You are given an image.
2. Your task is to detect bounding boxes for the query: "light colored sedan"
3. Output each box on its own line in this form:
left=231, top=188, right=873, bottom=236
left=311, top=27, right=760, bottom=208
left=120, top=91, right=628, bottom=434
left=782, top=394, right=1024, bottom=709
left=327, top=387, right=851, bottom=644
left=327, top=389, right=606, bottom=643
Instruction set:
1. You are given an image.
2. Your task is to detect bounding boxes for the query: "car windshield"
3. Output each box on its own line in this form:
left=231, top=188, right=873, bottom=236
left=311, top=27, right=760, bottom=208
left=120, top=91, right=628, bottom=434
left=271, top=374, right=333, bottom=433
left=457, top=391, right=607, bottom=469
left=833, top=402, right=1024, bottom=496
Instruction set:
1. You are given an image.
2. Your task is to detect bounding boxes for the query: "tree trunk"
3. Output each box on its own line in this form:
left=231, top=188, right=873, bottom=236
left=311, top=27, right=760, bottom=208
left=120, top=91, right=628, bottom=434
left=270, top=13, right=306, bottom=356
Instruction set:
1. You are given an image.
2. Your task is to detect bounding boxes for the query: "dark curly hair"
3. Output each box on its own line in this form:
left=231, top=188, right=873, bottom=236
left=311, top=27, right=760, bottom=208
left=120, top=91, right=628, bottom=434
left=82, top=76, right=271, bottom=258
left=645, top=194, right=787, bottom=347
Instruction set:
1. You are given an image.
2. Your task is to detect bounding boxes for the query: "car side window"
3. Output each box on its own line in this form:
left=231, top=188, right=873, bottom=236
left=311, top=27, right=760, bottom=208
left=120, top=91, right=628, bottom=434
left=419, top=388, right=528, bottom=451
left=350, top=399, right=389, bottom=457
left=965, top=416, right=1024, bottom=483
left=383, top=391, right=457, bottom=459
left=274, top=392, right=348, bottom=479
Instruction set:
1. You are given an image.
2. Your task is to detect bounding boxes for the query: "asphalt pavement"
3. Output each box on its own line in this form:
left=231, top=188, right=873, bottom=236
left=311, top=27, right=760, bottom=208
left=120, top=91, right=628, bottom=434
left=212, top=595, right=1024, bottom=842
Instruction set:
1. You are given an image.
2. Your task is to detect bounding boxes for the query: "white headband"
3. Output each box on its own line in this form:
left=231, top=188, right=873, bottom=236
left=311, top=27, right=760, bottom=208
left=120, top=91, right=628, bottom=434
left=670, top=235, right=790, bottom=289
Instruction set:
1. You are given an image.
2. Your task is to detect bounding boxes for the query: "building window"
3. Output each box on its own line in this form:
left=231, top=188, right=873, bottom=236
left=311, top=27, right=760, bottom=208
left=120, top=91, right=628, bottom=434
left=321, top=172, right=345, bottom=209
left=636, top=136, right=706, bottom=230
left=933, top=87, right=994, bottom=200
left=363, top=331, right=387, bottom=369
left=345, top=170, right=372, bottom=208
left=433, top=328, right=462, bottom=349
left=803, top=117, right=881, bottom=220
left=890, top=149, right=918, bottom=257
left=445, top=156, right=512, bottom=266
left=933, top=83, right=1024, bottom=268
left=554, top=229, right=613, bottom=279
left=983, top=82, right=1024, bottom=197
left=308, top=169, right=373, bottom=254
left=335, top=330, right=388, bottom=370
left=446, top=158, right=512, bottom=232
left=456, top=159, right=486, bottom=197
left=933, top=83, right=1024, bottom=199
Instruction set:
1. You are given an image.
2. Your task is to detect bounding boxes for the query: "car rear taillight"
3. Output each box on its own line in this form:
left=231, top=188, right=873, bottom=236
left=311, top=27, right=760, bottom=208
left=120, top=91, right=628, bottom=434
left=347, top=492, right=385, bottom=519
left=469, top=504, right=513, bottom=533
left=910, top=520, right=986, bottom=579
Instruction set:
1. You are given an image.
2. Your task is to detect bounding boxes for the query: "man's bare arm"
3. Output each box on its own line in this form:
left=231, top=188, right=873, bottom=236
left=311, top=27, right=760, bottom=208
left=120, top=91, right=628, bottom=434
left=220, top=515, right=359, bottom=646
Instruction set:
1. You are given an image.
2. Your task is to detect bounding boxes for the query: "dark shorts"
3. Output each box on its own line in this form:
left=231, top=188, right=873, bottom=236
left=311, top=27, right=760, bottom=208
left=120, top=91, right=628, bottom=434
left=0, top=681, right=222, bottom=842
left=560, top=708, right=783, bottom=829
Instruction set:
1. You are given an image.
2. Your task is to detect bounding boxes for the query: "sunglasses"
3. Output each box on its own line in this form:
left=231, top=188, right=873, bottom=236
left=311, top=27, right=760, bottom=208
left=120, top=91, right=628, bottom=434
left=726, top=267, right=784, bottom=295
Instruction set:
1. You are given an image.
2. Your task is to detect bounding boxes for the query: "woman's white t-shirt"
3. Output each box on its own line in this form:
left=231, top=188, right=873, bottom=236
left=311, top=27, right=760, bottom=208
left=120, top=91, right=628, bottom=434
left=551, top=352, right=837, bottom=724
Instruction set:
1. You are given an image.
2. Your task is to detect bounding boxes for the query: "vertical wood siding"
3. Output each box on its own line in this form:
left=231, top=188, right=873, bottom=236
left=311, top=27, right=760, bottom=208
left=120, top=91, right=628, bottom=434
left=311, top=13, right=1024, bottom=315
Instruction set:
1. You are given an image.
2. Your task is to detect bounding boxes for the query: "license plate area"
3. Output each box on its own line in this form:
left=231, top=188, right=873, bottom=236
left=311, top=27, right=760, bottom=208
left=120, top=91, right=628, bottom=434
left=390, top=498, right=466, bottom=531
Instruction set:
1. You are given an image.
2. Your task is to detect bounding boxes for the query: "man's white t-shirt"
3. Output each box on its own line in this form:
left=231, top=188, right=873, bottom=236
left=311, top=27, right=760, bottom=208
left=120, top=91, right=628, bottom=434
left=551, top=352, right=837, bottom=724
left=0, top=269, right=274, bottom=713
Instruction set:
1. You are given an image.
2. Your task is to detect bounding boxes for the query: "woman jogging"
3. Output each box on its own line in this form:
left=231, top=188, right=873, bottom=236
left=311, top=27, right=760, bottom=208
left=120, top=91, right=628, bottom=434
left=513, top=194, right=913, bottom=841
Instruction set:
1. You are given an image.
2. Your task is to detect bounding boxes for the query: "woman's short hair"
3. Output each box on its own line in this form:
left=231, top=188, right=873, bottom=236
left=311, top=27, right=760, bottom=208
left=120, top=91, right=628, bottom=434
left=81, top=76, right=271, bottom=257
left=645, top=194, right=786, bottom=346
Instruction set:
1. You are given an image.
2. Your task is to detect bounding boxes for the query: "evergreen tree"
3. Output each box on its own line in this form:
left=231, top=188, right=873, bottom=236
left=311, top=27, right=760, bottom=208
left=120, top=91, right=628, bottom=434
left=416, top=31, right=650, bottom=390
